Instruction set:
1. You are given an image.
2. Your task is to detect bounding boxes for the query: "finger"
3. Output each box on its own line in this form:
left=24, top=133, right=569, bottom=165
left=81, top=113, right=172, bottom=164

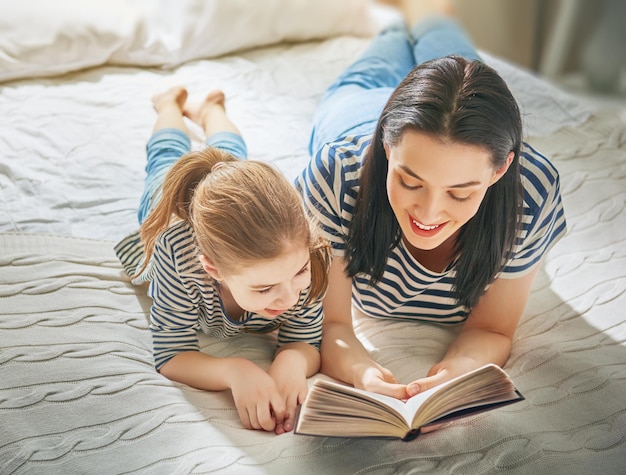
left=237, top=406, right=252, bottom=430
left=257, top=404, right=277, bottom=432
left=366, top=380, right=410, bottom=400
left=420, top=422, right=445, bottom=434
left=247, top=406, right=262, bottom=431
left=274, top=418, right=286, bottom=435
left=380, top=367, right=400, bottom=385
left=270, top=392, right=287, bottom=419
left=407, top=370, right=450, bottom=397
left=282, top=411, right=294, bottom=433
left=282, top=395, right=299, bottom=433
left=297, top=387, right=308, bottom=405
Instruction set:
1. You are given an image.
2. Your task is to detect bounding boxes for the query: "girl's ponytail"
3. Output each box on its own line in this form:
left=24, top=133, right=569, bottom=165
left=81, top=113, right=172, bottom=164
left=134, top=148, right=235, bottom=277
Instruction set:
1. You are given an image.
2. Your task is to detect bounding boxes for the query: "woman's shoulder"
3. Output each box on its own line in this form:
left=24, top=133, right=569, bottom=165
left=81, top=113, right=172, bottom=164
left=302, top=134, right=371, bottom=191
left=519, top=142, right=562, bottom=210
left=313, top=134, right=371, bottom=171
left=520, top=142, right=561, bottom=185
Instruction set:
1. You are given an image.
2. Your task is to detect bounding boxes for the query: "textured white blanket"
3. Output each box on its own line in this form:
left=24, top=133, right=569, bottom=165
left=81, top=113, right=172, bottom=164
left=0, top=1, right=624, bottom=472
left=1, top=110, right=624, bottom=472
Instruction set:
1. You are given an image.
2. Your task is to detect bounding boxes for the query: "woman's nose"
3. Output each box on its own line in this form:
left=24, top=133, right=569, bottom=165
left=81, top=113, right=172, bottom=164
left=415, top=192, right=443, bottom=224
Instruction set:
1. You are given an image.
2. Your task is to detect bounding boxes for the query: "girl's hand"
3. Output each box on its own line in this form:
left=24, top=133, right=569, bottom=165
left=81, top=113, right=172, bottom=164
left=228, top=359, right=286, bottom=432
left=268, top=342, right=321, bottom=434
left=270, top=372, right=308, bottom=435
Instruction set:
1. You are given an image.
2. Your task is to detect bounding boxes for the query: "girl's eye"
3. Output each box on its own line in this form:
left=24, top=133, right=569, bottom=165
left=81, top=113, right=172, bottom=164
left=257, top=287, right=272, bottom=294
left=296, top=265, right=310, bottom=276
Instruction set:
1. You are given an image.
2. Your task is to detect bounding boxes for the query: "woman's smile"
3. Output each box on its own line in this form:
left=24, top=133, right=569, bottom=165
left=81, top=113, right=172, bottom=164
left=409, top=215, right=447, bottom=237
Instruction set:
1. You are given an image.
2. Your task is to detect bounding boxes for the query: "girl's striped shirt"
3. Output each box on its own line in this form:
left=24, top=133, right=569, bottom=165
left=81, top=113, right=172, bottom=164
left=115, top=220, right=323, bottom=369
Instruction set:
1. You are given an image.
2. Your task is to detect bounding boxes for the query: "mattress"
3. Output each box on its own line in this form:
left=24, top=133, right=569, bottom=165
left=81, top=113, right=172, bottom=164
left=1, top=1, right=624, bottom=473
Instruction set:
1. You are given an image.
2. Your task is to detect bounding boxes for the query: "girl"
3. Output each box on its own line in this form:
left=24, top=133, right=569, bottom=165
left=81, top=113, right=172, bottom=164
left=296, top=10, right=566, bottom=399
left=115, top=86, right=331, bottom=434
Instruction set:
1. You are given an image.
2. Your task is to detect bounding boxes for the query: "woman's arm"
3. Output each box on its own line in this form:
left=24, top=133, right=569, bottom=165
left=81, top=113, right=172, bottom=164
left=320, top=256, right=409, bottom=398
left=406, top=264, right=540, bottom=396
left=160, top=351, right=285, bottom=432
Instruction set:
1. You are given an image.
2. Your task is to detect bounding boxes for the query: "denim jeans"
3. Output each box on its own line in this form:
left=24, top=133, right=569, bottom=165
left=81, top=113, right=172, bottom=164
left=308, top=17, right=480, bottom=156
left=137, top=129, right=247, bottom=224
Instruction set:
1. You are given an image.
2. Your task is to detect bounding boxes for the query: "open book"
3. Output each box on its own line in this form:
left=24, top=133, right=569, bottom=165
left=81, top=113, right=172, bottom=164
left=294, top=364, right=524, bottom=441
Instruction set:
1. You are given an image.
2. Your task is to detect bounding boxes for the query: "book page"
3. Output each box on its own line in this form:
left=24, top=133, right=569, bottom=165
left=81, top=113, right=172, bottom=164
left=311, top=379, right=415, bottom=426
left=404, top=364, right=518, bottom=427
left=296, top=364, right=521, bottom=438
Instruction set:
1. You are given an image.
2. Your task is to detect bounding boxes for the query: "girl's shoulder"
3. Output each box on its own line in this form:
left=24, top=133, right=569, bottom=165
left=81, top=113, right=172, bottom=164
left=157, top=221, right=194, bottom=247
left=154, top=220, right=198, bottom=262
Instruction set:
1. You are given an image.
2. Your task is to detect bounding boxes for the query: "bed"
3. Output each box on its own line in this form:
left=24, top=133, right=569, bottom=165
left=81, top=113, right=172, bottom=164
left=1, top=1, right=624, bottom=473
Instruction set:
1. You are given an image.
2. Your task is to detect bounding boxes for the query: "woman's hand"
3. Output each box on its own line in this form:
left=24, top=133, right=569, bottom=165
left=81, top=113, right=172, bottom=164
left=405, top=268, right=541, bottom=397
left=355, top=364, right=410, bottom=399
left=405, top=355, right=480, bottom=397
left=319, top=257, right=410, bottom=398
left=228, top=359, right=286, bottom=432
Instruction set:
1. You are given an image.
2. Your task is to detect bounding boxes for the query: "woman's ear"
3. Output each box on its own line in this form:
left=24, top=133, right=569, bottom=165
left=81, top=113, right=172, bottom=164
left=489, top=151, right=514, bottom=186
left=199, top=255, right=222, bottom=281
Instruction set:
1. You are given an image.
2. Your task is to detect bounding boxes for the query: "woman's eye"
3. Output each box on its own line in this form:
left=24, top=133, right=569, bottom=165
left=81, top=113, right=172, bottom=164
left=257, top=287, right=272, bottom=294
left=399, top=176, right=419, bottom=190
left=450, top=194, right=471, bottom=202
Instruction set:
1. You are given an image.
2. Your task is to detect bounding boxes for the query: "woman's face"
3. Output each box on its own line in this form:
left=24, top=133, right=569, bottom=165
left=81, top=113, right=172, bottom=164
left=385, top=130, right=511, bottom=252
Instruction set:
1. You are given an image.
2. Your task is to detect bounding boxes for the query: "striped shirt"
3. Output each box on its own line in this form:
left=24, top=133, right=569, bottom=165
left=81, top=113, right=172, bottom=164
left=296, top=134, right=566, bottom=323
left=115, top=220, right=323, bottom=369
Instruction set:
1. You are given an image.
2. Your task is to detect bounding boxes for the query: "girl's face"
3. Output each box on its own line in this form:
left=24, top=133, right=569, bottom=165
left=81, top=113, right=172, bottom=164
left=202, top=244, right=312, bottom=319
left=385, top=130, right=511, bottom=253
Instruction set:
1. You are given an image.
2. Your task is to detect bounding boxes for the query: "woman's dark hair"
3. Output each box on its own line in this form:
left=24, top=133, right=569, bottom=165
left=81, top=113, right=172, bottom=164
left=345, top=55, right=523, bottom=310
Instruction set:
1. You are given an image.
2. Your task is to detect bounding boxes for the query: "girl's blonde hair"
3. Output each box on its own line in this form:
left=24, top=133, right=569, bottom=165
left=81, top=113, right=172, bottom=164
left=137, top=148, right=330, bottom=303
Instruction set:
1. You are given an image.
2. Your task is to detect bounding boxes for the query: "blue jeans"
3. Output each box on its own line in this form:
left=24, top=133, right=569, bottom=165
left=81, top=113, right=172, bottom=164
left=137, top=129, right=247, bottom=224
left=309, top=17, right=481, bottom=156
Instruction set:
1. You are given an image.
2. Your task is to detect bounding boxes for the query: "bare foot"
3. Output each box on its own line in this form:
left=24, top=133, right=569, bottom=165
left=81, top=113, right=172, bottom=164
left=152, top=86, right=188, bottom=113
left=402, top=0, right=457, bottom=24
left=183, top=90, right=226, bottom=129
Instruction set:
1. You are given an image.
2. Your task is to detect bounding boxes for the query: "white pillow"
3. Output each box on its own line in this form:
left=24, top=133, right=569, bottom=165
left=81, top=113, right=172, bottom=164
left=0, top=0, right=375, bottom=83
left=0, top=0, right=137, bottom=83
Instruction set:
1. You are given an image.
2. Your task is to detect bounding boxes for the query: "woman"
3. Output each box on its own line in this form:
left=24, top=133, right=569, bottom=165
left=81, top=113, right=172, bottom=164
left=296, top=14, right=566, bottom=399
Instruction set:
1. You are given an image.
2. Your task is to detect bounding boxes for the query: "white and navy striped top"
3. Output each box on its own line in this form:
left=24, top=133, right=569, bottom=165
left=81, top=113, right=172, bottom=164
left=296, top=134, right=566, bottom=323
left=115, top=220, right=324, bottom=369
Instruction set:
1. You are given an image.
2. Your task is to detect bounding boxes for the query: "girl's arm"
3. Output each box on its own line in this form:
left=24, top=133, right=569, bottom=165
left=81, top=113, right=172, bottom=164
left=319, top=257, right=409, bottom=398
left=159, top=351, right=286, bottom=432
left=406, top=264, right=540, bottom=396
left=268, top=342, right=320, bottom=434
